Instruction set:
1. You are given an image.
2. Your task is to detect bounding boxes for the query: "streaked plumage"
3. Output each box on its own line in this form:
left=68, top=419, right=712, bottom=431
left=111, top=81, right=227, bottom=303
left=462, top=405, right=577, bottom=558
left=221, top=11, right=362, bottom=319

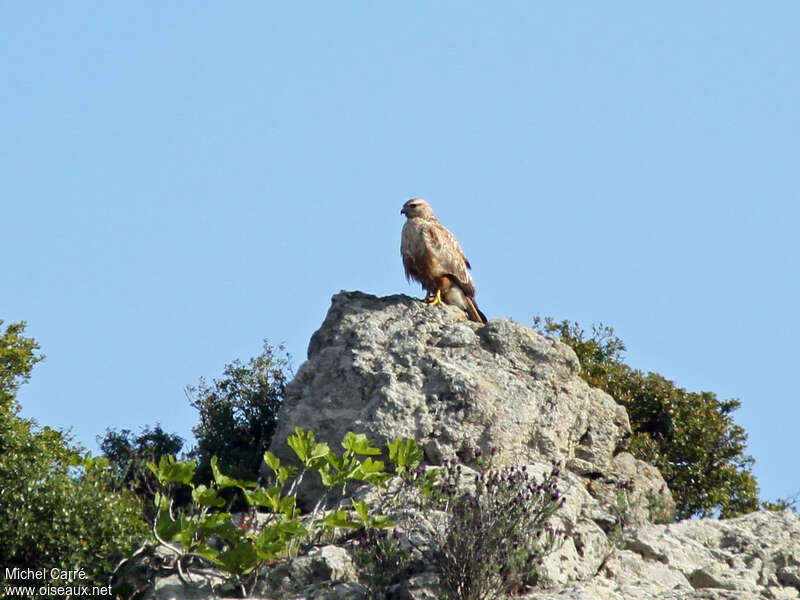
left=400, top=198, right=487, bottom=324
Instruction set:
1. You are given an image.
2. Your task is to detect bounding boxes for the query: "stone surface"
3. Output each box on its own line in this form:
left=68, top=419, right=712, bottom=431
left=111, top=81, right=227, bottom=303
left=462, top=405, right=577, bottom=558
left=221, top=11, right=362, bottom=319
left=255, top=544, right=360, bottom=598
left=522, top=510, right=800, bottom=600
left=268, top=291, right=665, bottom=511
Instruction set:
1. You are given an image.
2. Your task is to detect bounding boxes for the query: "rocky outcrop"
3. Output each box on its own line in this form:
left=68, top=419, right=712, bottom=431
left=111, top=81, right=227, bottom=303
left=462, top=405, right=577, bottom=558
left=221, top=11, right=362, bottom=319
left=265, top=291, right=676, bottom=588
left=526, top=510, right=800, bottom=600
left=268, top=291, right=662, bottom=507
left=117, top=291, right=800, bottom=600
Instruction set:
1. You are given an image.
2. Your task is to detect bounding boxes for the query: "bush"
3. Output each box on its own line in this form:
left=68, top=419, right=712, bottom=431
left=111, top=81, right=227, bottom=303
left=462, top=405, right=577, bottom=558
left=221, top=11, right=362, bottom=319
left=353, top=528, right=412, bottom=600
left=533, top=317, right=759, bottom=519
left=188, top=340, right=290, bottom=484
left=143, top=428, right=398, bottom=597
left=0, top=320, right=148, bottom=589
left=400, top=450, right=565, bottom=600
left=0, top=319, right=43, bottom=410
left=762, top=493, right=799, bottom=514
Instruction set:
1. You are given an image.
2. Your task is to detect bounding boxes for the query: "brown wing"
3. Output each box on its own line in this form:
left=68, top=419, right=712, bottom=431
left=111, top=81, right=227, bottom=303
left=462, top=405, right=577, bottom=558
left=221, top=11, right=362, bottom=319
left=424, top=221, right=476, bottom=297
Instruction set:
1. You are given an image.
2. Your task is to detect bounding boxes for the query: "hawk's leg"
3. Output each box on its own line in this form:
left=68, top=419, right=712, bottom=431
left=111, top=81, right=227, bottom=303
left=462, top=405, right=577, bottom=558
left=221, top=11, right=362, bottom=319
left=424, top=289, right=443, bottom=306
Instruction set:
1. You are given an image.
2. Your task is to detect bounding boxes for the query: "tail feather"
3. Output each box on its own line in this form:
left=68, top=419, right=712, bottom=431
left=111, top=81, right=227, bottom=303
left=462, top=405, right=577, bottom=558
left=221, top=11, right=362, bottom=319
left=439, top=275, right=487, bottom=324
left=465, top=297, right=487, bottom=324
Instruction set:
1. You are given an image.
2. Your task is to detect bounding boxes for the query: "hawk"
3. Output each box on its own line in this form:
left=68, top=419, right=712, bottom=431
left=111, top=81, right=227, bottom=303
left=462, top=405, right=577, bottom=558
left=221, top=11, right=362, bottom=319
left=400, top=198, right=487, bottom=324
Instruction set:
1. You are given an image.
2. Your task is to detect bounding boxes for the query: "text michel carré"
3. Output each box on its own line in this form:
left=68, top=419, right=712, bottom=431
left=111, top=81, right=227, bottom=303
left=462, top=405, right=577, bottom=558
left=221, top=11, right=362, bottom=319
left=5, top=567, right=87, bottom=582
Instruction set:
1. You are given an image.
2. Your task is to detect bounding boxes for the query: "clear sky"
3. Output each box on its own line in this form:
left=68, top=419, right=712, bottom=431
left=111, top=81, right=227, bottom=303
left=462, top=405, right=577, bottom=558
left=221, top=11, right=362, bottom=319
left=3, top=3, right=798, bottom=505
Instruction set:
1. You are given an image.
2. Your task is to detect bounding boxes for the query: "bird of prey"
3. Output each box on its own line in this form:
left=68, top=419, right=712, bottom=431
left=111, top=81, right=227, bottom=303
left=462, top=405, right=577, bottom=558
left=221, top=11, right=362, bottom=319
left=400, top=198, right=487, bottom=324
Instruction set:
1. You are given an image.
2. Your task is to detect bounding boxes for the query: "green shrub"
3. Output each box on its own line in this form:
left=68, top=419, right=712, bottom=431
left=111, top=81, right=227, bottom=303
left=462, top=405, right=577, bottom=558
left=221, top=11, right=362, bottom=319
left=0, top=319, right=44, bottom=410
left=762, top=494, right=799, bottom=514
left=0, top=321, right=148, bottom=589
left=533, top=317, right=759, bottom=519
left=188, top=340, right=290, bottom=484
left=144, top=428, right=397, bottom=596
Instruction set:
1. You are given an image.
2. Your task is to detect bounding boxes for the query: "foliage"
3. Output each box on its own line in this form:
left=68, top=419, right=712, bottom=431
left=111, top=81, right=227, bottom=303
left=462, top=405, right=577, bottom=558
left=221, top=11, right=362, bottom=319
left=644, top=485, right=677, bottom=524
left=388, top=437, right=426, bottom=479
left=147, top=453, right=300, bottom=595
left=353, top=528, right=413, bottom=600
left=403, top=452, right=565, bottom=600
left=605, top=479, right=637, bottom=550
left=0, top=320, right=147, bottom=588
left=762, top=492, right=799, bottom=514
left=146, top=428, right=398, bottom=596
left=533, top=316, right=759, bottom=519
left=98, top=424, right=185, bottom=519
left=188, top=340, right=290, bottom=485
left=0, top=320, right=44, bottom=411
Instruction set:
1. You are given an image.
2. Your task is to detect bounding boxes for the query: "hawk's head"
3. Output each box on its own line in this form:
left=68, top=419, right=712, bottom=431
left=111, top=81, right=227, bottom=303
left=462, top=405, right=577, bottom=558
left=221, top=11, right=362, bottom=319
left=401, top=198, right=435, bottom=219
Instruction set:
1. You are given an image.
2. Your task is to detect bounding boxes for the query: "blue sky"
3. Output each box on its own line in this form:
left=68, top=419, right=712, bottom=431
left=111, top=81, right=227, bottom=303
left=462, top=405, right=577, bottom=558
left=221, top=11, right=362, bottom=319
left=3, top=3, right=798, bottom=505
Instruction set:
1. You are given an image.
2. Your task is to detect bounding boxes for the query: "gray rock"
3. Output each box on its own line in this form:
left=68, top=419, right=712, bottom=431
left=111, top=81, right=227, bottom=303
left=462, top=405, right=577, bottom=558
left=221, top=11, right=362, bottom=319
left=388, top=570, right=443, bottom=599
left=255, top=545, right=360, bottom=598
left=268, top=291, right=666, bottom=514
left=534, top=510, right=800, bottom=600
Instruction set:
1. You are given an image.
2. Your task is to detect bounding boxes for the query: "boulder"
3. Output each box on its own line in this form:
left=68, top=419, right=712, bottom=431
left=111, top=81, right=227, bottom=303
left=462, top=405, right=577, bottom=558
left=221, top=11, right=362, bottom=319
left=265, top=290, right=673, bottom=587
left=268, top=291, right=667, bottom=514
left=525, top=510, right=800, bottom=599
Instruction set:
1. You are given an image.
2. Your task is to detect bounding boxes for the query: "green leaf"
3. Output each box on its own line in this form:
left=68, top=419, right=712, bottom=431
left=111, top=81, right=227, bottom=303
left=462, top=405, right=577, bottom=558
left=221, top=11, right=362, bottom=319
left=318, top=462, right=341, bottom=488
left=194, top=543, right=220, bottom=562
left=154, top=508, right=182, bottom=542
left=388, top=438, right=424, bottom=472
left=359, top=456, right=385, bottom=473
left=319, top=452, right=364, bottom=489
left=251, top=518, right=305, bottom=559
left=216, top=541, right=260, bottom=575
left=254, top=538, right=285, bottom=560
left=368, top=514, right=395, bottom=529
left=197, top=513, right=240, bottom=544
left=263, top=452, right=298, bottom=486
left=193, top=484, right=226, bottom=507
left=244, top=487, right=274, bottom=509
left=275, top=495, right=297, bottom=517
left=210, top=455, right=257, bottom=490
left=277, top=465, right=296, bottom=485
left=341, top=431, right=381, bottom=455
left=352, top=499, right=369, bottom=522
left=323, top=509, right=362, bottom=530
left=351, top=499, right=394, bottom=529
left=354, top=457, right=391, bottom=487
left=264, top=450, right=281, bottom=471
left=244, top=487, right=296, bottom=517
left=66, top=452, right=83, bottom=468
left=151, top=455, right=195, bottom=486
left=153, top=490, right=168, bottom=511
left=83, top=455, right=111, bottom=470
left=253, top=524, right=285, bottom=559
left=277, top=519, right=307, bottom=538
left=287, top=427, right=330, bottom=467
left=178, top=515, right=196, bottom=549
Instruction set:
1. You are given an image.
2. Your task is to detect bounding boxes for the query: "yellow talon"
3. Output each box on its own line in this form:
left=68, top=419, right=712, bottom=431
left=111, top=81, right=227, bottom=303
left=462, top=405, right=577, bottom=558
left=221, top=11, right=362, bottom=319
left=425, top=289, right=443, bottom=306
